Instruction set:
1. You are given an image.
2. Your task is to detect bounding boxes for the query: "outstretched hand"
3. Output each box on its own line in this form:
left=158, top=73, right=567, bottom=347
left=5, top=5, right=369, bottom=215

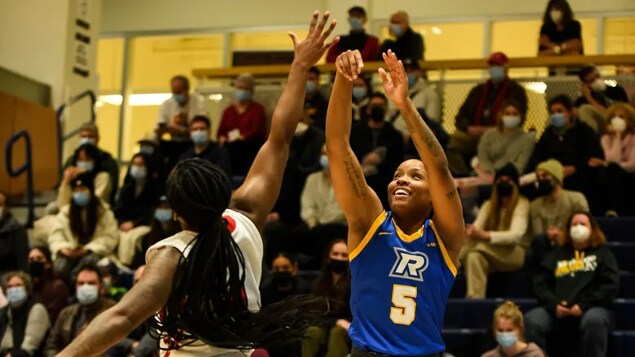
left=289, top=11, right=339, bottom=68
left=335, top=50, right=364, bottom=81
left=378, top=50, right=409, bottom=109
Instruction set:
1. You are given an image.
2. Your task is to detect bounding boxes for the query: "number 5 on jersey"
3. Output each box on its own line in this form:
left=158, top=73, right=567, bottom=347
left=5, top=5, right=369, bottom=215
left=390, top=284, right=417, bottom=325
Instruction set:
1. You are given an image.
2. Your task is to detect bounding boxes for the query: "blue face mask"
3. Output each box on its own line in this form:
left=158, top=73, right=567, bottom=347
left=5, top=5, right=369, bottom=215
left=353, top=87, right=368, bottom=101
left=154, top=208, right=173, bottom=223
left=235, top=89, right=251, bottom=102
left=6, top=286, right=27, bottom=307
left=129, top=165, right=146, bottom=180
left=320, top=155, right=329, bottom=170
left=79, top=137, right=96, bottom=146
left=349, top=17, right=363, bottom=31
left=407, top=74, right=418, bottom=88
left=391, top=24, right=403, bottom=37
left=173, top=94, right=187, bottom=105
left=72, top=191, right=91, bottom=207
left=76, top=161, right=94, bottom=172
left=551, top=113, right=567, bottom=128
left=306, top=81, right=318, bottom=94
left=490, top=66, right=506, bottom=83
left=190, top=130, right=209, bottom=145
left=76, top=284, right=99, bottom=305
left=496, top=331, right=518, bottom=348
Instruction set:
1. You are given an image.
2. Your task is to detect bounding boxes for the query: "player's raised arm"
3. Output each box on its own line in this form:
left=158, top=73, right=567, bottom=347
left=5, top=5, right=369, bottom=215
left=378, top=50, right=465, bottom=265
left=325, top=50, right=384, bottom=251
left=230, top=11, right=338, bottom=231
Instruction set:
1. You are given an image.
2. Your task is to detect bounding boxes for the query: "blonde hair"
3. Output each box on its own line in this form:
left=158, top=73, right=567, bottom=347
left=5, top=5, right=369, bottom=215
left=492, top=300, right=525, bottom=339
left=606, top=103, right=635, bottom=134
left=484, top=182, right=520, bottom=232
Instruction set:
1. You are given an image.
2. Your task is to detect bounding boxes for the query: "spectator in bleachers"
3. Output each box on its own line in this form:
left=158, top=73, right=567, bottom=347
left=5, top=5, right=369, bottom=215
left=98, top=260, right=127, bottom=302
left=178, top=116, right=232, bottom=177
left=302, top=239, right=351, bottom=357
left=64, top=123, right=119, bottom=204
left=130, top=197, right=181, bottom=269
left=0, top=191, right=28, bottom=277
left=390, top=58, right=440, bottom=140
left=351, top=76, right=371, bottom=122
left=28, top=246, right=69, bottom=324
left=59, top=143, right=113, bottom=208
left=575, top=65, right=630, bottom=134
left=45, top=265, right=115, bottom=356
left=525, top=212, right=618, bottom=357
left=350, top=93, right=404, bottom=208
left=326, top=6, right=379, bottom=63
left=528, top=159, right=589, bottom=270
left=483, top=301, right=545, bottom=357
left=538, top=0, right=583, bottom=56
left=447, top=52, right=528, bottom=176
left=137, top=134, right=170, bottom=193
left=0, top=271, right=51, bottom=357
left=379, top=11, right=425, bottom=61
left=477, top=100, right=536, bottom=179
left=218, top=73, right=268, bottom=176
left=114, top=153, right=161, bottom=233
left=528, top=95, right=604, bottom=213
left=260, top=252, right=310, bottom=307
left=591, top=103, right=635, bottom=216
left=155, top=75, right=207, bottom=141
left=304, top=67, right=329, bottom=131
left=49, top=174, right=119, bottom=283
left=462, top=164, right=530, bottom=298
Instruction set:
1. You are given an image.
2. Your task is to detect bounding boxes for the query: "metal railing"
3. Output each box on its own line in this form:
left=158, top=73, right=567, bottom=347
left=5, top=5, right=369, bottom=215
left=5, top=130, right=35, bottom=227
left=56, top=89, right=96, bottom=175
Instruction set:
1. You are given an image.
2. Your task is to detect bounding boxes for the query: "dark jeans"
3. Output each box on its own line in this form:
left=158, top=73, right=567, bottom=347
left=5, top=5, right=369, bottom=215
left=54, top=252, right=102, bottom=284
left=525, top=306, right=612, bottom=357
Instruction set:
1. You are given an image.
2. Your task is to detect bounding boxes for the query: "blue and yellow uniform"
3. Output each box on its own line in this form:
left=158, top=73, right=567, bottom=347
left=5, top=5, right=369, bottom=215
left=348, top=211, right=457, bottom=355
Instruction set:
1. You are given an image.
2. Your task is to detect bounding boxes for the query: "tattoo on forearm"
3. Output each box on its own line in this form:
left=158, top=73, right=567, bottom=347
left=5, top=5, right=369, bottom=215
left=343, top=151, right=367, bottom=199
left=407, top=110, right=442, bottom=158
left=446, top=190, right=457, bottom=200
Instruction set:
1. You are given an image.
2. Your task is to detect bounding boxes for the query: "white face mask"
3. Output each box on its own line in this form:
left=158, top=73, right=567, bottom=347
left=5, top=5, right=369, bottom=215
left=611, top=117, right=627, bottom=133
left=550, top=10, right=562, bottom=23
left=502, top=115, right=521, bottom=128
left=570, top=224, right=591, bottom=244
left=294, top=122, right=309, bottom=136
left=590, top=78, right=606, bottom=92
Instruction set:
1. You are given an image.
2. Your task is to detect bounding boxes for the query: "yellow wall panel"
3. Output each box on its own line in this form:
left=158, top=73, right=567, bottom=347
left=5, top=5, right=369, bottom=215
left=604, top=17, right=635, bottom=54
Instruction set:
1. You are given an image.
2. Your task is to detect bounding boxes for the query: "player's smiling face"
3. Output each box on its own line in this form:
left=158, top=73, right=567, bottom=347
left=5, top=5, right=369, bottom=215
left=387, top=159, right=431, bottom=214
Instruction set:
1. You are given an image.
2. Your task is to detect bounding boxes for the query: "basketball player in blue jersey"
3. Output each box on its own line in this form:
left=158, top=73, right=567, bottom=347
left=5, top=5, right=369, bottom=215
left=325, top=49, right=466, bottom=356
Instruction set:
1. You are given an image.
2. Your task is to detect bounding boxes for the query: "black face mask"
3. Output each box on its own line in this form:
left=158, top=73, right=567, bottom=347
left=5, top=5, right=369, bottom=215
left=369, top=106, right=386, bottom=122
left=496, top=181, right=514, bottom=197
left=29, top=261, right=46, bottom=278
left=328, top=259, right=349, bottom=274
left=272, top=271, right=294, bottom=287
left=536, top=179, right=555, bottom=196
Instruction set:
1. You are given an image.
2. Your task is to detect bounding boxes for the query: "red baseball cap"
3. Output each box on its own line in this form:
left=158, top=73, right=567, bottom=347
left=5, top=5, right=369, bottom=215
left=488, top=52, right=509, bottom=65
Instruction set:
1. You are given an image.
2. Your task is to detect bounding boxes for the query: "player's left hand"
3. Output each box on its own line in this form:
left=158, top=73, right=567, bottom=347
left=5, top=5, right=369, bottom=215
left=378, top=50, right=409, bottom=109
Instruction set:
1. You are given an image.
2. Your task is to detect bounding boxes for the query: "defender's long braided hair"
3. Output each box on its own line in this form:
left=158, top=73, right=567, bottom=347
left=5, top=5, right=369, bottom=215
left=150, top=159, right=327, bottom=353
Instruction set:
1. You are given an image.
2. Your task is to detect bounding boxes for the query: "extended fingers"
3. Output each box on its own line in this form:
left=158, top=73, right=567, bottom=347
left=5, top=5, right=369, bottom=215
left=308, top=11, right=319, bottom=35
left=353, top=51, right=364, bottom=75
left=315, top=11, right=330, bottom=36
left=288, top=32, right=300, bottom=47
left=320, top=18, right=337, bottom=42
left=378, top=67, right=389, bottom=84
left=322, top=35, right=340, bottom=53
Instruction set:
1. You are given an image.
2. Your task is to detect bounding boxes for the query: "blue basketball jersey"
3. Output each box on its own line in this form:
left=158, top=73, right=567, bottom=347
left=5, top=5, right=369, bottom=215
left=348, top=211, right=457, bottom=355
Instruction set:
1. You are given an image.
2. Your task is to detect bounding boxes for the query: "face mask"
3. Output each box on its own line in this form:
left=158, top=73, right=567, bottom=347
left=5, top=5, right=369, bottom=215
left=273, top=271, right=294, bottom=287
left=306, top=81, right=318, bottom=94
left=76, top=161, right=94, bottom=172
left=190, top=130, right=209, bottom=145
left=235, top=89, right=251, bottom=102
left=328, top=259, right=349, bottom=274
left=490, top=66, right=505, bottom=83
left=294, top=122, right=309, bottom=136
left=29, top=261, right=46, bottom=278
left=139, top=145, right=155, bottom=155
left=590, top=78, right=606, bottom=93
left=352, top=87, right=368, bottom=101
left=349, top=17, right=363, bottom=31
left=369, top=106, right=386, bottom=122
left=76, top=284, right=99, bottom=305
left=496, top=181, right=514, bottom=197
left=173, top=94, right=187, bottom=105
left=72, top=191, right=91, bottom=207
left=496, top=331, right=517, bottom=348
left=390, top=24, right=403, bottom=37
left=570, top=224, right=591, bottom=244
left=502, top=115, right=521, bottom=128
left=320, top=154, right=329, bottom=170
left=550, top=10, right=563, bottom=23
left=154, top=208, right=173, bottom=223
left=407, top=74, right=418, bottom=88
left=79, top=137, right=96, bottom=146
left=551, top=113, right=567, bottom=128
left=129, top=165, right=146, bottom=180
left=536, top=179, right=555, bottom=196
left=611, top=117, right=627, bottom=133
left=6, top=286, right=27, bottom=307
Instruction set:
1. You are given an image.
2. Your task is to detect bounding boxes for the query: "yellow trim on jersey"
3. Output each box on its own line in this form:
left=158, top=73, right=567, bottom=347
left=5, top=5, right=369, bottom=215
left=392, top=219, right=424, bottom=243
left=430, top=220, right=458, bottom=277
left=349, top=211, right=387, bottom=261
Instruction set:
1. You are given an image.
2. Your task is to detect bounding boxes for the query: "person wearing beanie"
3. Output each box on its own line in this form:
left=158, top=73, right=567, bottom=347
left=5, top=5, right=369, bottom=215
left=528, top=159, right=589, bottom=271
left=48, top=172, right=119, bottom=283
left=461, top=163, right=530, bottom=298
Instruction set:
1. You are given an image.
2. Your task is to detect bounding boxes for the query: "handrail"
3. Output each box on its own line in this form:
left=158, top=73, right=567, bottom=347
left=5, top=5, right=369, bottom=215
left=192, top=54, right=635, bottom=79
left=5, top=130, right=35, bottom=227
left=56, top=89, right=96, bottom=175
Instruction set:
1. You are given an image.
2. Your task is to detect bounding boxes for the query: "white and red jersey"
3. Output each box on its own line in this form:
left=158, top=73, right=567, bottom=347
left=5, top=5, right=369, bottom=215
left=146, top=209, right=262, bottom=357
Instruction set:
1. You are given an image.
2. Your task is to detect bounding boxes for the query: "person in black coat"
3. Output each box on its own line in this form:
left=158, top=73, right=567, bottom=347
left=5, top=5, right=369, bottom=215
left=114, top=153, right=161, bottom=232
left=0, top=191, right=28, bottom=277
left=178, top=115, right=232, bottom=178
left=380, top=11, right=424, bottom=61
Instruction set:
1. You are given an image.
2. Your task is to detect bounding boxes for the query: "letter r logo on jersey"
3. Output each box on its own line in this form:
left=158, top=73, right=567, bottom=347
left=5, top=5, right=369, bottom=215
left=388, top=247, right=429, bottom=282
